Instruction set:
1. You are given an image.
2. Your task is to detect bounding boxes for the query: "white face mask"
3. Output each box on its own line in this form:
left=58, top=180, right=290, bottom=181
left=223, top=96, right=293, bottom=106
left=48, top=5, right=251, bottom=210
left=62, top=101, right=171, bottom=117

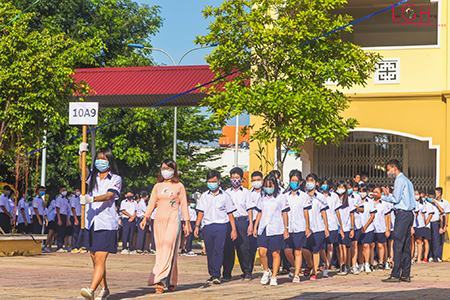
left=360, top=192, right=367, bottom=199
left=336, top=188, right=346, bottom=195
left=161, top=169, right=175, bottom=180
left=61, top=191, right=68, bottom=197
left=75, top=191, right=81, bottom=197
left=251, top=180, right=263, bottom=189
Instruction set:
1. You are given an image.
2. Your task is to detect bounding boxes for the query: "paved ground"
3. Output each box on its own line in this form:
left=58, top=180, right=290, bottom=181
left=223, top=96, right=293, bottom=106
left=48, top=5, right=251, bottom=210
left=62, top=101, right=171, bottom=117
left=1, top=253, right=450, bottom=300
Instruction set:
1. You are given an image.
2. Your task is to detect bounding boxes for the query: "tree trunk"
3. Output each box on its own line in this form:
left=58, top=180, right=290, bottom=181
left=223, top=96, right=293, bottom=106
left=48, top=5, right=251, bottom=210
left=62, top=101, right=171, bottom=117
left=276, top=137, right=283, bottom=180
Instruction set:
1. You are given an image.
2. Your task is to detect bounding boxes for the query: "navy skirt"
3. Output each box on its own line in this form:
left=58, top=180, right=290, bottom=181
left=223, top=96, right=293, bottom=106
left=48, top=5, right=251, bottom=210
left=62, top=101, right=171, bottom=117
left=339, top=231, right=352, bottom=248
left=414, top=227, right=431, bottom=240
left=258, top=229, right=284, bottom=251
left=359, top=231, right=374, bottom=244
left=352, top=229, right=362, bottom=242
left=285, top=232, right=306, bottom=250
left=375, top=232, right=387, bottom=244
left=326, top=230, right=339, bottom=245
left=306, top=231, right=325, bottom=253
left=88, top=228, right=118, bottom=253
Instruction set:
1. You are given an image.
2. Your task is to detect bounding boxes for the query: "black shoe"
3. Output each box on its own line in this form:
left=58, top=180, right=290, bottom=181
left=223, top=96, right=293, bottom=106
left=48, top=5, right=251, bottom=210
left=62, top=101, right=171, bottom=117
left=206, top=277, right=214, bottom=283
left=382, top=276, right=400, bottom=283
left=400, top=277, right=411, bottom=283
left=212, top=277, right=221, bottom=284
left=221, top=276, right=232, bottom=282
left=242, top=274, right=253, bottom=281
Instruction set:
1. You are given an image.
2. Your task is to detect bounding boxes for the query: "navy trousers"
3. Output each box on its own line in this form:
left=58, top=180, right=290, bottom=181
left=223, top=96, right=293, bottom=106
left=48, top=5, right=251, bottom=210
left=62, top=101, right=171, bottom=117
left=56, top=215, right=67, bottom=249
left=223, top=217, right=252, bottom=278
left=71, top=216, right=81, bottom=248
left=0, top=213, right=11, bottom=233
left=185, top=221, right=196, bottom=252
left=135, top=217, right=147, bottom=251
left=149, top=219, right=156, bottom=251
left=121, top=218, right=136, bottom=250
left=391, top=210, right=414, bottom=278
left=32, top=215, right=44, bottom=234
left=204, top=223, right=227, bottom=278
left=430, top=221, right=442, bottom=259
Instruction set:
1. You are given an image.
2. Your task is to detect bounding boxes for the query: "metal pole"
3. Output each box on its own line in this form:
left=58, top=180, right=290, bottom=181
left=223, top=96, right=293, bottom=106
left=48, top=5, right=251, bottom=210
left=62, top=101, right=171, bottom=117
left=235, top=115, right=239, bottom=167
left=173, top=107, right=177, bottom=161
left=40, top=131, right=47, bottom=187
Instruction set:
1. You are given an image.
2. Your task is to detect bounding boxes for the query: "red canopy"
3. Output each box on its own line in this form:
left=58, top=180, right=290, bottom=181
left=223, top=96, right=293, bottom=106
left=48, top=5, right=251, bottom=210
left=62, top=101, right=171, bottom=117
left=73, top=65, right=219, bottom=107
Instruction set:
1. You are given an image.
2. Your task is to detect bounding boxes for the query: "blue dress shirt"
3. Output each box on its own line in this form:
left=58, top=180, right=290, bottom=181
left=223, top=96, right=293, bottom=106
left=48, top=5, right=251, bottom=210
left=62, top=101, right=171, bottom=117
left=381, top=173, right=416, bottom=211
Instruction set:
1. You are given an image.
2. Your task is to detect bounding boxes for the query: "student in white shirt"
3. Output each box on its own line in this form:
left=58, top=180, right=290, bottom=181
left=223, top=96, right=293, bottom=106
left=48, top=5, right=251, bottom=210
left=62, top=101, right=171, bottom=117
left=135, top=191, right=149, bottom=253
left=253, top=174, right=289, bottom=286
left=223, top=167, right=255, bottom=281
left=120, top=192, right=138, bottom=254
left=183, top=197, right=198, bottom=256
left=303, top=174, right=330, bottom=280
left=335, top=181, right=355, bottom=276
left=17, top=195, right=31, bottom=233
left=32, top=186, right=46, bottom=234
left=413, top=191, right=433, bottom=263
left=0, top=186, right=13, bottom=233
left=319, top=179, right=340, bottom=276
left=70, top=189, right=82, bottom=252
left=434, top=187, right=449, bottom=261
left=43, top=197, right=57, bottom=252
left=372, top=186, right=392, bottom=270
left=348, top=182, right=364, bottom=275
left=358, top=186, right=376, bottom=273
left=249, top=171, right=264, bottom=272
left=283, top=170, right=309, bottom=283
left=55, top=186, right=71, bottom=252
left=79, top=146, right=122, bottom=300
left=194, top=170, right=237, bottom=285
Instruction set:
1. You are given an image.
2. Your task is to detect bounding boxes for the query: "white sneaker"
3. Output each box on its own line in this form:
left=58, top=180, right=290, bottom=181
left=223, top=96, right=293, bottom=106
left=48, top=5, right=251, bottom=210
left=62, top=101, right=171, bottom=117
left=56, top=248, right=67, bottom=253
left=186, top=251, right=197, bottom=257
left=364, top=263, right=372, bottom=273
left=129, top=250, right=137, bottom=255
left=95, top=288, right=110, bottom=300
left=260, top=270, right=272, bottom=285
left=288, top=272, right=294, bottom=279
left=429, top=257, right=434, bottom=263
left=292, top=275, right=301, bottom=283
left=121, top=249, right=130, bottom=255
left=437, top=258, right=443, bottom=263
left=80, top=288, right=94, bottom=300
left=269, top=277, right=278, bottom=286
left=384, top=262, right=391, bottom=270
left=322, top=269, right=329, bottom=278
left=352, top=266, right=360, bottom=275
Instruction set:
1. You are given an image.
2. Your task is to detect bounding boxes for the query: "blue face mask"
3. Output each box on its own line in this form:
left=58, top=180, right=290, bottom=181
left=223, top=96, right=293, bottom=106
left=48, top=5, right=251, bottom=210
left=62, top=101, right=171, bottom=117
left=207, top=182, right=219, bottom=191
left=305, top=182, right=316, bottom=192
left=320, top=184, right=329, bottom=191
left=95, top=159, right=110, bottom=172
left=290, top=181, right=300, bottom=190
left=347, top=189, right=353, bottom=195
left=39, top=191, right=45, bottom=197
left=264, top=187, right=275, bottom=195
left=425, top=197, right=433, bottom=203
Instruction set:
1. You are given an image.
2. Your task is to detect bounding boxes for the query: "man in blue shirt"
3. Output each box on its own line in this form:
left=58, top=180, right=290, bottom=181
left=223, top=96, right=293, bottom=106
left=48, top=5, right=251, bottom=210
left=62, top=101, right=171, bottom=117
left=381, top=159, right=415, bottom=283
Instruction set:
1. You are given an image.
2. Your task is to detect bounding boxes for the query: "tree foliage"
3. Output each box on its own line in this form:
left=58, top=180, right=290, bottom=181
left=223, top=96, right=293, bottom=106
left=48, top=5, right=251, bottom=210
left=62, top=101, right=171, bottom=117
left=196, top=0, right=381, bottom=173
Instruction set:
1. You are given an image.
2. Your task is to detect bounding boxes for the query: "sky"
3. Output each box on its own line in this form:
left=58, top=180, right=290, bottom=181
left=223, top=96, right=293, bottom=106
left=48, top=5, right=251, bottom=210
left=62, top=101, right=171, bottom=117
left=136, top=0, right=249, bottom=125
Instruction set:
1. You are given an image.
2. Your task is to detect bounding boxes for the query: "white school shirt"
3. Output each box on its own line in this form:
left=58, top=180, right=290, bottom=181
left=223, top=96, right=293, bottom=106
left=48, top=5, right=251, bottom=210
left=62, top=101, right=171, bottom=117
left=136, top=199, right=147, bottom=218
left=414, top=202, right=433, bottom=229
left=336, top=201, right=356, bottom=232
left=0, top=194, right=11, bottom=214
left=8, top=198, right=15, bottom=215
left=70, top=195, right=81, bottom=217
left=17, top=198, right=31, bottom=224
left=373, top=201, right=392, bottom=233
left=226, top=187, right=254, bottom=218
left=250, top=189, right=263, bottom=221
left=55, top=195, right=70, bottom=216
left=306, top=192, right=328, bottom=233
left=437, top=199, right=450, bottom=214
left=256, top=193, right=290, bottom=236
left=32, top=196, right=45, bottom=216
left=196, top=189, right=236, bottom=226
left=349, top=194, right=364, bottom=229
left=46, top=199, right=56, bottom=222
left=85, top=172, right=122, bottom=231
left=360, top=199, right=377, bottom=233
left=324, top=192, right=340, bottom=231
left=428, top=200, right=442, bottom=223
left=285, top=190, right=310, bottom=233
left=120, top=199, right=137, bottom=219
left=188, top=206, right=197, bottom=222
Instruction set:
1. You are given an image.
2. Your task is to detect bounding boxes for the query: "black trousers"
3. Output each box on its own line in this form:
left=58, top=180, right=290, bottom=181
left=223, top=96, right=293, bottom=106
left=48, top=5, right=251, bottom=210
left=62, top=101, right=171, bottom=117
left=17, top=223, right=31, bottom=234
left=32, top=215, right=44, bottom=234
left=0, top=213, right=11, bottom=233
left=223, top=217, right=252, bottom=278
left=391, top=210, right=414, bottom=278
left=71, top=216, right=81, bottom=248
left=56, top=215, right=67, bottom=249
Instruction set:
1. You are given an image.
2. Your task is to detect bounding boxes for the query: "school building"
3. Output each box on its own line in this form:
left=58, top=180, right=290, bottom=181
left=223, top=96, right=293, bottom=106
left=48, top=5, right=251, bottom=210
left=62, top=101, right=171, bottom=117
left=249, top=0, right=450, bottom=258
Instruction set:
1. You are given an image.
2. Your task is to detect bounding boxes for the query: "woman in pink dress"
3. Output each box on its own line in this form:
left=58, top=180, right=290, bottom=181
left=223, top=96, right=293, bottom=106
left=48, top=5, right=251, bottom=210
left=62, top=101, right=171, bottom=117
left=140, top=159, right=191, bottom=294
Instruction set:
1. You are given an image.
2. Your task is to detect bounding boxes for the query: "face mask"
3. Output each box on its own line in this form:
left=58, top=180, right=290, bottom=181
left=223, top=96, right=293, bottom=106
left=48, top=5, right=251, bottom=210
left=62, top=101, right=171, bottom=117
left=161, top=169, right=175, bottom=180
left=3, top=190, right=10, bottom=196
left=75, top=191, right=81, bottom=197
left=231, top=178, right=242, bottom=188
left=290, top=181, right=300, bottom=190
left=189, top=203, right=196, bottom=209
left=61, top=191, right=68, bottom=197
left=425, top=197, right=433, bottom=203
left=207, top=182, right=219, bottom=191
left=39, top=191, right=46, bottom=197
left=264, top=187, right=275, bottom=195
left=415, top=195, right=420, bottom=201
left=360, top=192, right=367, bottom=199
left=126, top=196, right=134, bottom=200
left=336, top=188, right=346, bottom=195
left=251, top=180, right=263, bottom=189
left=305, top=182, right=315, bottom=192
left=387, top=171, right=396, bottom=179
left=95, top=159, right=110, bottom=172
left=347, top=189, right=353, bottom=195
left=320, top=184, right=329, bottom=191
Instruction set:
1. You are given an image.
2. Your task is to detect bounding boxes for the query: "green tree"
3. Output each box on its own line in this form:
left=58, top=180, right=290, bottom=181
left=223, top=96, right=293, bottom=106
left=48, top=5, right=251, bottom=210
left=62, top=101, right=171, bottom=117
left=15, top=0, right=162, bottom=67
left=196, top=0, right=380, bottom=174
left=0, top=2, right=101, bottom=190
